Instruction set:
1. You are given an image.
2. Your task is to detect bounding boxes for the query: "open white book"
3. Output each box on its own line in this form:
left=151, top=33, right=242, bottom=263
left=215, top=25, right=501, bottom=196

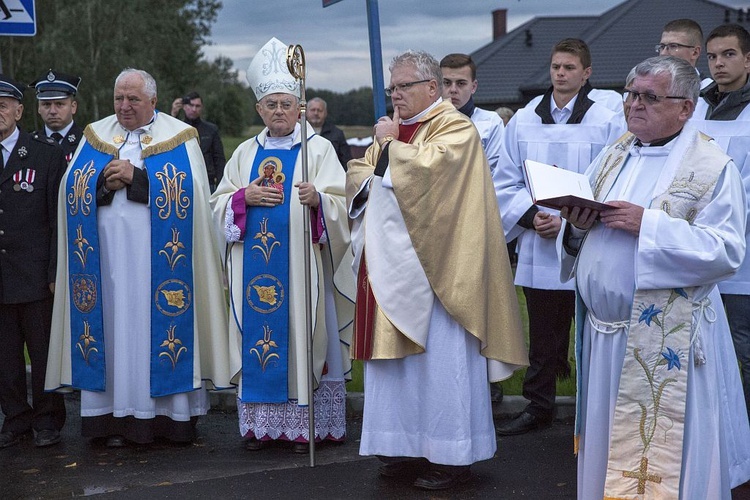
left=522, top=159, right=610, bottom=212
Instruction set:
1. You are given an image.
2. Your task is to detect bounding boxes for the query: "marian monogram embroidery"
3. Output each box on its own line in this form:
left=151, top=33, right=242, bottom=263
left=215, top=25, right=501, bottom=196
left=154, top=162, right=190, bottom=220
left=67, top=161, right=96, bottom=216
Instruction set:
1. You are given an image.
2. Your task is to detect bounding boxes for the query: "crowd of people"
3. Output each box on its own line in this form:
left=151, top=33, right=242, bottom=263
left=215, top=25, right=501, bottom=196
left=1, top=16, right=750, bottom=498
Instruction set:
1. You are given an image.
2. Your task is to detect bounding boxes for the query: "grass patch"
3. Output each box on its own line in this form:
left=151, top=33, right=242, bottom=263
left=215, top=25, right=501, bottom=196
left=346, top=286, right=577, bottom=396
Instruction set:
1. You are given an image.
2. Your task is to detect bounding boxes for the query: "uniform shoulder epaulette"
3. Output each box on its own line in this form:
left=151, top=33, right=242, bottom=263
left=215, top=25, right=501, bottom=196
left=31, top=132, right=59, bottom=147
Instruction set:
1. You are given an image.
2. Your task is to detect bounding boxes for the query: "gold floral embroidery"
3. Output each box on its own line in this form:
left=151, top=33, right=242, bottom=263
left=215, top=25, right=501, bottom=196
left=159, top=325, right=188, bottom=370
left=252, top=217, right=280, bottom=264
left=249, top=324, right=280, bottom=372
left=76, top=321, right=99, bottom=364
left=159, top=227, right=187, bottom=271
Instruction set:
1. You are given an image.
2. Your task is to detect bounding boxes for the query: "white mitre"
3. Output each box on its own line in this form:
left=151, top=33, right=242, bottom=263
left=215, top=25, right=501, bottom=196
left=246, top=37, right=300, bottom=101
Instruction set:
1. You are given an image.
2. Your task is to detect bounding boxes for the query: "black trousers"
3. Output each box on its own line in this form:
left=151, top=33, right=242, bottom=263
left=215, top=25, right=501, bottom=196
left=521, top=287, right=575, bottom=418
left=0, top=297, right=66, bottom=433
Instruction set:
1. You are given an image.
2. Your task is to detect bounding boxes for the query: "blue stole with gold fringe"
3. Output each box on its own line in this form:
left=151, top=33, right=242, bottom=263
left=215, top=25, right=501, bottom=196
left=66, top=142, right=111, bottom=391
left=144, top=145, right=194, bottom=397
left=241, top=144, right=299, bottom=403
left=66, top=137, right=195, bottom=397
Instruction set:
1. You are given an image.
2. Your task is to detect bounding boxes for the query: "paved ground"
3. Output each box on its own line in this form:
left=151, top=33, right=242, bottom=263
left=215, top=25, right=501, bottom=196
left=2, top=392, right=749, bottom=499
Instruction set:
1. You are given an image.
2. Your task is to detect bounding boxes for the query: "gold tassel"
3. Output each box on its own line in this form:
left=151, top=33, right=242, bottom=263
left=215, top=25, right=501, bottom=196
left=141, top=128, right=199, bottom=159
left=83, top=125, right=119, bottom=157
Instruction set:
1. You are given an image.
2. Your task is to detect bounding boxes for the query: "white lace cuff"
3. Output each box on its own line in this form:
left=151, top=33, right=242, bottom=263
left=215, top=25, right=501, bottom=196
left=225, top=204, right=241, bottom=242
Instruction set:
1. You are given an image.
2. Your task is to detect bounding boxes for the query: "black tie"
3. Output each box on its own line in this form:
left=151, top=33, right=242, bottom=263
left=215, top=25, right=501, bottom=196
left=51, top=132, right=63, bottom=143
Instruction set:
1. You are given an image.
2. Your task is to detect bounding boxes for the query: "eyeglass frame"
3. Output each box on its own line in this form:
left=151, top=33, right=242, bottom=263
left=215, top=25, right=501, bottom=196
left=622, top=89, right=689, bottom=105
left=654, top=42, right=696, bottom=54
left=384, top=79, right=432, bottom=97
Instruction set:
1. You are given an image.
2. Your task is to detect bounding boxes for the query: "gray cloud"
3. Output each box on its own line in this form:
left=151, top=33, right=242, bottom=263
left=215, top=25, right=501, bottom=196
left=203, top=0, right=747, bottom=91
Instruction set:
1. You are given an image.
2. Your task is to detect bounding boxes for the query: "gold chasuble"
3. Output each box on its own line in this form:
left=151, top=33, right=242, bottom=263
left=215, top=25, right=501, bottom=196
left=347, top=100, right=528, bottom=368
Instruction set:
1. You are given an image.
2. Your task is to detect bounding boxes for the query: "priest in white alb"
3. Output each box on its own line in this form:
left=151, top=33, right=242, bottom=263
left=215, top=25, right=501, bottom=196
left=560, top=56, right=750, bottom=499
left=347, top=50, right=528, bottom=491
left=46, top=68, right=232, bottom=447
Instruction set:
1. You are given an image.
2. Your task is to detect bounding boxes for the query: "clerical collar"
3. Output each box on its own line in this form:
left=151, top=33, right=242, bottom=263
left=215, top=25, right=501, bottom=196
left=263, top=122, right=300, bottom=150
left=634, top=129, right=682, bottom=148
left=457, top=97, right=476, bottom=118
left=401, top=97, right=442, bottom=126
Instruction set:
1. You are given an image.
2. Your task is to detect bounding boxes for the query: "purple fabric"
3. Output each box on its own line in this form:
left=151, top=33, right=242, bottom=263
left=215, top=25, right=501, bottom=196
left=231, top=189, right=247, bottom=240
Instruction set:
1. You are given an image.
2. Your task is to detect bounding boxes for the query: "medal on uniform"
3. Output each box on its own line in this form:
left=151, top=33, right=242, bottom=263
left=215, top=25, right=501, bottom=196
left=23, top=169, right=35, bottom=192
left=12, top=171, right=22, bottom=191
left=113, top=135, right=125, bottom=144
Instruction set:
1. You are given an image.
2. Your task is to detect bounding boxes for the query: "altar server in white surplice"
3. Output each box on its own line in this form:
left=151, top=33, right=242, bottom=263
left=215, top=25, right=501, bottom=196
left=560, top=56, right=750, bottom=500
left=494, top=38, right=625, bottom=437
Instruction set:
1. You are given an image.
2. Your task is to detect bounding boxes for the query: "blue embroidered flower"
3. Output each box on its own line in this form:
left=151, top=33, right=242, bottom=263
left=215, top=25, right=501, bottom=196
left=661, top=347, right=681, bottom=370
left=673, top=288, right=688, bottom=299
left=639, top=304, right=662, bottom=326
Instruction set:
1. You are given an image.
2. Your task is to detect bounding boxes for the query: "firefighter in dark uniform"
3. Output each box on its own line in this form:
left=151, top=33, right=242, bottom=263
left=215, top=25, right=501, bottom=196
left=0, top=75, right=67, bottom=449
left=30, top=69, right=83, bottom=163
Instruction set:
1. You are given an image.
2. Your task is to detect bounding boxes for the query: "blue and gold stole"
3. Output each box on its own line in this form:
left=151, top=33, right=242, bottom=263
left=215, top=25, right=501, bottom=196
left=240, top=144, right=299, bottom=403
left=66, top=128, right=197, bottom=397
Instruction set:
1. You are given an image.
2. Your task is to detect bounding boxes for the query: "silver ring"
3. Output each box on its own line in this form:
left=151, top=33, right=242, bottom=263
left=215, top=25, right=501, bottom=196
left=261, top=197, right=266, bottom=203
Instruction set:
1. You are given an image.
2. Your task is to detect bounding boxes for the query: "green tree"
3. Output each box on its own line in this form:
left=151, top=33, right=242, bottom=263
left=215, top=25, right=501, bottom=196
left=0, top=0, right=252, bottom=134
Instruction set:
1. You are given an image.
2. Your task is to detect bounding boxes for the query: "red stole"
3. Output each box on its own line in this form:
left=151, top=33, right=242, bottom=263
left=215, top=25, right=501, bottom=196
left=351, top=122, right=421, bottom=360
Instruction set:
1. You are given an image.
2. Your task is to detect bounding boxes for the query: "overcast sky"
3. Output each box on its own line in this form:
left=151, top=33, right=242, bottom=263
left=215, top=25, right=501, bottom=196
left=203, top=0, right=748, bottom=92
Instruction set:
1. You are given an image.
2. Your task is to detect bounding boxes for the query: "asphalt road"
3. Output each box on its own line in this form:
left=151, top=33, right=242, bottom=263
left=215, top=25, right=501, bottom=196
left=3, top=393, right=750, bottom=499
left=2, top=393, right=579, bottom=499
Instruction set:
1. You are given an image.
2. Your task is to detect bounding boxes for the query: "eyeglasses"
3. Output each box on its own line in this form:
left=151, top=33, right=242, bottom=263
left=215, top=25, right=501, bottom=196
left=654, top=43, right=695, bottom=53
left=622, top=89, right=688, bottom=105
left=261, top=100, right=296, bottom=111
left=384, top=79, right=431, bottom=97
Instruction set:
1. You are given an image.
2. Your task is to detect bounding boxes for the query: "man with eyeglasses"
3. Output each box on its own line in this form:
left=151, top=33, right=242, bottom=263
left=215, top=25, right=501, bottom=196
left=559, top=55, right=750, bottom=498
left=494, top=38, right=625, bottom=438
left=210, top=37, right=354, bottom=456
left=691, top=23, right=750, bottom=424
left=347, top=50, right=527, bottom=490
left=657, top=19, right=713, bottom=89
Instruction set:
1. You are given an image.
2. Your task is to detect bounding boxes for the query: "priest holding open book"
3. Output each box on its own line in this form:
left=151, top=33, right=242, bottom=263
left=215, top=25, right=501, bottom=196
left=559, top=56, right=750, bottom=499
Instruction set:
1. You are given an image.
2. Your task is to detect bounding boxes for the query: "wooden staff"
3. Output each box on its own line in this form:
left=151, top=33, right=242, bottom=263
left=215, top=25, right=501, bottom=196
left=286, top=43, right=316, bottom=468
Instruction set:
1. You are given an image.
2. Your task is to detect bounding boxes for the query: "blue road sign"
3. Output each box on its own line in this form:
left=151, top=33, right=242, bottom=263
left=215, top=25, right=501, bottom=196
left=0, top=0, right=36, bottom=36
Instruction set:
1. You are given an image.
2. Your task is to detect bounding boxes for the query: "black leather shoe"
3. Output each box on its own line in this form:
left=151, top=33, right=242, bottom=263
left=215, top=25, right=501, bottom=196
left=245, top=438, right=266, bottom=451
left=378, top=458, right=430, bottom=478
left=490, top=383, right=504, bottom=403
left=106, top=435, right=126, bottom=448
left=0, top=430, right=29, bottom=449
left=292, top=442, right=309, bottom=454
left=34, top=429, right=61, bottom=447
left=496, top=411, right=552, bottom=436
left=413, top=465, right=471, bottom=490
